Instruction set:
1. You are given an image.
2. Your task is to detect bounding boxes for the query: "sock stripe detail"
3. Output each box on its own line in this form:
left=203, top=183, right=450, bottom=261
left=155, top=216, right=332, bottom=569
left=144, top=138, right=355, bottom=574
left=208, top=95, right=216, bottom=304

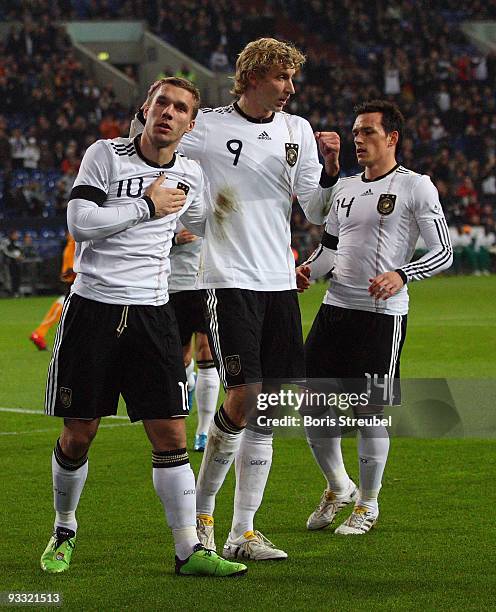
left=214, top=405, right=244, bottom=435
left=53, top=438, right=87, bottom=471
left=246, top=422, right=273, bottom=436
left=197, top=359, right=215, bottom=369
left=152, top=447, right=189, bottom=468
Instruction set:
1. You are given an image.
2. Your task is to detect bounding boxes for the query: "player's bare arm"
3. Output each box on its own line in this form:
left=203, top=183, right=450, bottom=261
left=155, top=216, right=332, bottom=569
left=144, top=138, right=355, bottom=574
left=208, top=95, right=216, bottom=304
left=315, top=131, right=340, bottom=177
left=368, top=271, right=405, bottom=300
left=145, top=175, right=187, bottom=218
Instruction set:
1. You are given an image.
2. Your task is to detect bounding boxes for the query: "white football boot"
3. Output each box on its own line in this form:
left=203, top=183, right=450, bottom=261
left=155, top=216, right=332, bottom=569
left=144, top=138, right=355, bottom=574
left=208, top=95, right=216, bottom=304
left=196, top=514, right=216, bottom=551
left=223, top=530, right=287, bottom=561
left=306, top=480, right=358, bottom=530
left=335, top=505, right=378, bottom=535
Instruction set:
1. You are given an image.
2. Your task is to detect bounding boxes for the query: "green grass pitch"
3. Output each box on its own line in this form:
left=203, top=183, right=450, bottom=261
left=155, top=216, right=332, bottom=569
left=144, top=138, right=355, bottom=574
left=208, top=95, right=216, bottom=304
left=0, top=276, right=494, bottom=610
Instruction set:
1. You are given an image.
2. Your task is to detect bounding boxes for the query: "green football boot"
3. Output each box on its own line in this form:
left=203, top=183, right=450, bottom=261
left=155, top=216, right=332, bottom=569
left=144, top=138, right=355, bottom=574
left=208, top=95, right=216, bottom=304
left=40, top=527, right=76, bottom=573
left=175, top=544, right=247, bottom=577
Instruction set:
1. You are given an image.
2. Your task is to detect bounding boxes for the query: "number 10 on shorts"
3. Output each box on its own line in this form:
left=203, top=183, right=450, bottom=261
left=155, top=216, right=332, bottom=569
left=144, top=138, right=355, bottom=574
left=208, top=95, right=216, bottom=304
left=178, top=382, right=189, bottom=411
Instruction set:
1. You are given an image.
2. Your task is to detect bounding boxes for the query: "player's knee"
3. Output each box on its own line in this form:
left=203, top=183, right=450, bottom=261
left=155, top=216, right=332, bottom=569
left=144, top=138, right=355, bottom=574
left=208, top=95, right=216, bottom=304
left=144, top=418, right=187, bottom=452
left=225, top=384, right=261, bottom=427
left=196, top=333, right=212, bottom=360
left=155, top=427, right=186, bottom=452
left=223, top=401, right=247, bottom=428
left=353, top=404, right=384, bottom=418
left=353, top=405, right=388, bottom=437
left=61, top=419, right=98, bottom=458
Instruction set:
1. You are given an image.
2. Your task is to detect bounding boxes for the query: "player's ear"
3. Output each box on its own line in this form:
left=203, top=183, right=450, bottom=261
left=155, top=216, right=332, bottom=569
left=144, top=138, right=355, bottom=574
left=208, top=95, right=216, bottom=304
left=247, top=70, right=259, bottom=88
left=143, top=104, right=150, bottom=119
left=184, top=118, right=195, bottom=134
left=388, top=131, right=399, bottom=148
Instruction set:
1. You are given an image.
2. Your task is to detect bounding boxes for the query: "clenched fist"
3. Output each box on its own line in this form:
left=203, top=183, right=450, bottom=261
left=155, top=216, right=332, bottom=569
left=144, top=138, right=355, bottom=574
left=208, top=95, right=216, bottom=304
left=296, top=264, right=311, bottom=293
left=315, top=131, right=340, bottom=178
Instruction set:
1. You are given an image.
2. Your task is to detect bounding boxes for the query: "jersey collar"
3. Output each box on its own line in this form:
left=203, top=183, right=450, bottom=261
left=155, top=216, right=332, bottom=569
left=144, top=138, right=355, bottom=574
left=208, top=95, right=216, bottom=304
left=134, top=135, right=177, bottom=168
left=233, top=101, right=275, bottom=124
left=361, top=163, right=399, bottom=182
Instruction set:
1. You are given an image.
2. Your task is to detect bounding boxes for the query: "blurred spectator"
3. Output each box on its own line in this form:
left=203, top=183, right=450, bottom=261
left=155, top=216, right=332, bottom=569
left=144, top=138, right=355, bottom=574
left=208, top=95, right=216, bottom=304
left=475, top=222, right=495, bottom=274
left=209, top=45, right=230, bottom=72
left=23, top=137, right=40, bottom=169
left=60, top=143, right=80, bottom=175
left=452, top=225, right=477, bottom=275
left=9, top=129, right=27, bottom=169
left=175, top=64, right=196, bottom=82
left=122, top=65, right=137, bottom=81
left=156, top=66, right=174, bottom=80
left=99, top=112, right=122, bottom=139
left=431, top=117, right=446, bottom=141
left=54, top=170, right=77, bottom=216
left=0, top=229, right=23, bottom=296
left=22, top=181, right=46, bottom=217
left=22, top=234, right=39, bottom=259
left=0, top=125, right=12, bottom=171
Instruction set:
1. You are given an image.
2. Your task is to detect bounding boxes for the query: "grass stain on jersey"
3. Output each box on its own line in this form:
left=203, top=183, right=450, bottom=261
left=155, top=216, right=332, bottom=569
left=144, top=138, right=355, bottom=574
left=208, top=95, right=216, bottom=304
left=214, top=187, right=238, bottom=239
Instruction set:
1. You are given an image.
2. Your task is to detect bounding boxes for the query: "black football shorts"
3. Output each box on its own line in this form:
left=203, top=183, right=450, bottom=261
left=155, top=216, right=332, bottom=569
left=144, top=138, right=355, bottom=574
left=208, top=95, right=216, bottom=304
left=202, top=288, right=305, bottom=388
left=45, top=293, right=189, bottom=421
left=305, top=304, right=407, bottom=406
left=169, top=290, right=207, bottom=346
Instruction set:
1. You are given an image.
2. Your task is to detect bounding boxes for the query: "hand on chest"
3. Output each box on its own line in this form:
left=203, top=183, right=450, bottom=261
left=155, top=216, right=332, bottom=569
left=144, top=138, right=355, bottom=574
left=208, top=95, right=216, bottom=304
left=111, top=170, right=191, bottom=202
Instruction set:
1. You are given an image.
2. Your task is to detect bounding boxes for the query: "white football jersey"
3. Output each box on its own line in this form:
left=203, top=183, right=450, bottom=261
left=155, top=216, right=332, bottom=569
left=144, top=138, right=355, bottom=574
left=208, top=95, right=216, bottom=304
left=68, top=136, right=206, bottom=305
left=168, top=221, right=202, bottom=293
left=320, top=165, right=452, bottom=315
left=176, top=103, right=327, bottom=291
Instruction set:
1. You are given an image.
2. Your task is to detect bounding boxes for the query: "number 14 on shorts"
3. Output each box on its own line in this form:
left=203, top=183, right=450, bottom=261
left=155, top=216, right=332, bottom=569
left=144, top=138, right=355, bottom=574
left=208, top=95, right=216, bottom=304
left=365, top=372, right=392, bottom=403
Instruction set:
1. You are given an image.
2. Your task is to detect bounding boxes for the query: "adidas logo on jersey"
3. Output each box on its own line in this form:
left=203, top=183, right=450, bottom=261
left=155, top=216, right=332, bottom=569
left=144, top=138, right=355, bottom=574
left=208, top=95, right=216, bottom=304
left=360, top=188, right=373, bottom=196
left=258, top=131, right=271, bottom=140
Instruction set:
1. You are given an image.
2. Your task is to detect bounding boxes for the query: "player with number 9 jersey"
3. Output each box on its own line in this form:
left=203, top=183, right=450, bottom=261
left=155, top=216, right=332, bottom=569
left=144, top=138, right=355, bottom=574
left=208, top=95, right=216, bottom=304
left=130, top=38, right=344, bottom=562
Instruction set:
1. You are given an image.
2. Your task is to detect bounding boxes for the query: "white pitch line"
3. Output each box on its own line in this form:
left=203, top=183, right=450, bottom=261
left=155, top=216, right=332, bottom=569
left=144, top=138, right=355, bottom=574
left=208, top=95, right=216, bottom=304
left=0, top=406, right=132, bottom=436
left=0, top=423, right=136, bottom=436
left=0, top=407, right=128, bottom=419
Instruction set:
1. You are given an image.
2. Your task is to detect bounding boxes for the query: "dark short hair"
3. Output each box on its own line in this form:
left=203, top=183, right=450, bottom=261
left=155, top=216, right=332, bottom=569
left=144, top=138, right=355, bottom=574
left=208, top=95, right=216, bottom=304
left=353, top=100, right=404, bottom=149
left=145, top=77, right=201, bottom=119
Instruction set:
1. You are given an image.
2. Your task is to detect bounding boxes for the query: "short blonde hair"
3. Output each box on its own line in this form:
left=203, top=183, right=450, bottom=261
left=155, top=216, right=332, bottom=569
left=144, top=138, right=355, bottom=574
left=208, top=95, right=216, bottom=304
left=232, top=38, right=306, bottom=96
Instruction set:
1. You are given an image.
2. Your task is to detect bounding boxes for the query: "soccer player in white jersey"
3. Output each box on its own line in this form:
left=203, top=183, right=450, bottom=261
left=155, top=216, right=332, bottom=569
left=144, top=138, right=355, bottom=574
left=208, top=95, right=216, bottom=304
left=168, top=223, right=220, bottom=452
left=131, top=38, right=340, bottom=560
left=297, top=100, right=453, bottom=534
left=40, top=77, right=247, bottom=577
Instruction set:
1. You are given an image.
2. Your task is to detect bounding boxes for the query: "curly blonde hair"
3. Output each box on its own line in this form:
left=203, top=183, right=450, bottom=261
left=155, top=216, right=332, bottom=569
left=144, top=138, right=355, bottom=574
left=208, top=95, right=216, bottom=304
left=231, top=38, right=306, bottom=96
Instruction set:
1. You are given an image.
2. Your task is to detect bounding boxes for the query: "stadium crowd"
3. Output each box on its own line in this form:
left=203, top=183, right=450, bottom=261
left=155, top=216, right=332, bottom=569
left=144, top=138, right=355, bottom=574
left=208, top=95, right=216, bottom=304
left=0, top=0, right=495, bottom=285
left=0, top=10, right=129, bottom=221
